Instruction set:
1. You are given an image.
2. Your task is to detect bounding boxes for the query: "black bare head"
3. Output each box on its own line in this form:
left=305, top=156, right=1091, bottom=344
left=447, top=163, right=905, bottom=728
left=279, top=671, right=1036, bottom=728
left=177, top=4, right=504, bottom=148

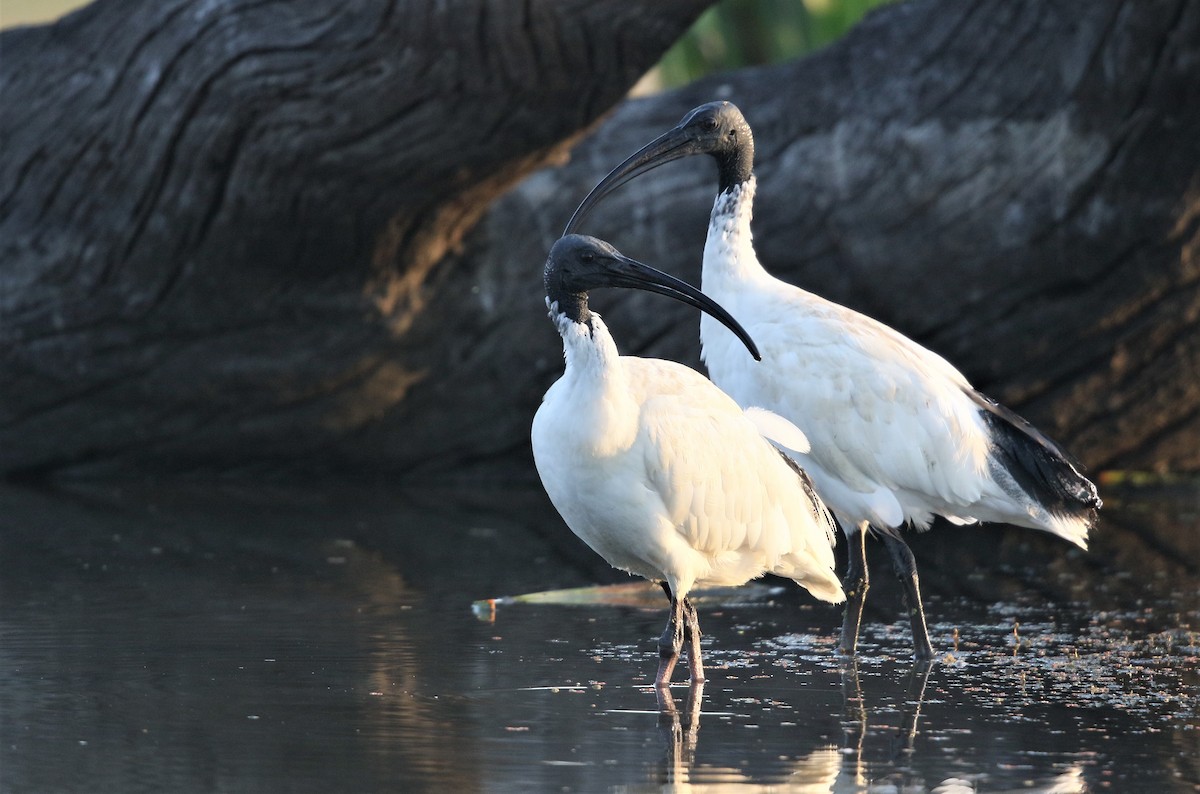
left=544, top=234, right=760, bottom=360
left=675, top=101, right=755, bottom=190
left=563, top=101, right=755, bottom=236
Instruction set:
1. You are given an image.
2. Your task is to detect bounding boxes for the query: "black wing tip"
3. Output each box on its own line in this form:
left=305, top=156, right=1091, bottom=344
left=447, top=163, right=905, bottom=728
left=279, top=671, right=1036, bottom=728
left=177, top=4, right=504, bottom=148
left=969, top=389, right=1085, bottom=465
left=977, top=397, right=1102, bottom=516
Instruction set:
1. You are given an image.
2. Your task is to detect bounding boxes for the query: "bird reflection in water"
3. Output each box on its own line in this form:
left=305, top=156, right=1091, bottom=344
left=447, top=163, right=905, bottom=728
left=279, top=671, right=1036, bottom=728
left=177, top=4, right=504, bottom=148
left=651, top=662, right=935, bottom=792
left=656, top=681, right=705, bottom=786
left=840, top=659, right=934, bottom=788
left=651, top=661, right=1089, bottom=792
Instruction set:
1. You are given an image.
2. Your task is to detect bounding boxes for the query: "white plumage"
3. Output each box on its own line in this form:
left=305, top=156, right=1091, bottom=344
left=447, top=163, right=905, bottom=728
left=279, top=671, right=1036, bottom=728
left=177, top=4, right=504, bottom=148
left=563, top=101, right=1101, bottom=660
left=532, top=234, right=843, bottom=687
left=699, top=179, right=1093, bottom=547
left=534, top=319, right=842, bottom=601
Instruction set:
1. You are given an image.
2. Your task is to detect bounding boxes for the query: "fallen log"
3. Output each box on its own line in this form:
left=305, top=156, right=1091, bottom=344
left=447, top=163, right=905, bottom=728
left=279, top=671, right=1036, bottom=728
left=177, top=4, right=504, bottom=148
left=2, top=0, right=1197, bottom=480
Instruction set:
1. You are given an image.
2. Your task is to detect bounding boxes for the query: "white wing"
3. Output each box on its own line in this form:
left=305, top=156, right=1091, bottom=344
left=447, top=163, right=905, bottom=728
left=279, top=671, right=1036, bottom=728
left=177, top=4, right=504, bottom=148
left=703, top=283, right=992, bottom=528
left=743, top=406, right=811, bottom=453
left=627, top=358, right=843, bottom=602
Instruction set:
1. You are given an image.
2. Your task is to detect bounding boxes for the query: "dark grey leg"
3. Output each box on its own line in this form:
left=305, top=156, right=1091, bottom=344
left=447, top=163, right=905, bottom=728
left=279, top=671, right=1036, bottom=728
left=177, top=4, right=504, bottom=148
left=660, top=582, right=704, bottom=684
left=656, top=583, right=685, bottom=687
left=681, top=597, right=705, bottom=684
left=839, top=529, right=870, bottom=656
left=881, top=533, right=934, bottom=660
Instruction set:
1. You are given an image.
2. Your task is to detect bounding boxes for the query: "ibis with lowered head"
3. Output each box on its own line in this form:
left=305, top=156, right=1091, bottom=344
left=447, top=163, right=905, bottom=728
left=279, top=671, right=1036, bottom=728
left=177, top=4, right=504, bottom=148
left=532, top=234, right=844, bottom=687
left=564, top=102, right=1101, bottom=660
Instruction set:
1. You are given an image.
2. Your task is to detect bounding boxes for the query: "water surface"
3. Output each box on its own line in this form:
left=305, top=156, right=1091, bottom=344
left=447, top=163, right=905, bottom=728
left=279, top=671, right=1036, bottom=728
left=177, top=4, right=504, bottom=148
left=1, top=480, right=1196, bottom=792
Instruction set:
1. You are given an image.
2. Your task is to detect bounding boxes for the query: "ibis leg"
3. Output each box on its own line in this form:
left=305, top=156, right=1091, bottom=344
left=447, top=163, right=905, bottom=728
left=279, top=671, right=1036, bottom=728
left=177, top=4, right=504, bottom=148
left=660, top=583, right=704, bottom=684
left=839, top=529, right=870, bottom=656
left=881, top=533, right=934, bottom=660
left=681, top=597, right=705, bottom=684
left=656, top=586, right=685, bottom=687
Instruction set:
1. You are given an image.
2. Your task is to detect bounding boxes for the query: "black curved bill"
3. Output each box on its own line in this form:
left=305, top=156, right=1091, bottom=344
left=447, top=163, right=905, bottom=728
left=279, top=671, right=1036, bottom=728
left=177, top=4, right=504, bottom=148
left=598, top=248, right=760, bottom=362
left=563, top=126, right=697, bottom=236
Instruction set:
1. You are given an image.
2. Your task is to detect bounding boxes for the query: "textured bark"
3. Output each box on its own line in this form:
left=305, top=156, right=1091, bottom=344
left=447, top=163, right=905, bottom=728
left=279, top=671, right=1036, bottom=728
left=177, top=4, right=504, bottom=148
left=2, top=0, right=1198, bottom=481
left=0, top=0, right=709, bottom=478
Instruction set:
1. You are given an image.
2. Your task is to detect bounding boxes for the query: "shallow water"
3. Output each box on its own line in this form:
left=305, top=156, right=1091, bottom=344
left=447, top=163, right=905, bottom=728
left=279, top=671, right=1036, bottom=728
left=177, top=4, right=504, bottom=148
left=1, top=479, right=1196, bottom=792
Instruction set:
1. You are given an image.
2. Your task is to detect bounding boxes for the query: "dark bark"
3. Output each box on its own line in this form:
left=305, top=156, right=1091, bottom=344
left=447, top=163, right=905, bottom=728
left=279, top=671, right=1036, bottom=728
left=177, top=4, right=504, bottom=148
left=0, top=0, right=709, bottom=478
left=2, top=0, right=1197, bottom=481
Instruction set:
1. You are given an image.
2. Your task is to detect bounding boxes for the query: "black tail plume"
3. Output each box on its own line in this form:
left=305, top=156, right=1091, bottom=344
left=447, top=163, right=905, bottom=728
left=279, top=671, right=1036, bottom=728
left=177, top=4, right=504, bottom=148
left=970, top=390, right=1102, bottom=520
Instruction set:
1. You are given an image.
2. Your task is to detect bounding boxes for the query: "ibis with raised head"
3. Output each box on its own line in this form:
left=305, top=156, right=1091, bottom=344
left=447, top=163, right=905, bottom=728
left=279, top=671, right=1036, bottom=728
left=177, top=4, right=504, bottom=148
left=564, top=102, right=1101, bottom=660
left=532, top=234, right=844, bottom=687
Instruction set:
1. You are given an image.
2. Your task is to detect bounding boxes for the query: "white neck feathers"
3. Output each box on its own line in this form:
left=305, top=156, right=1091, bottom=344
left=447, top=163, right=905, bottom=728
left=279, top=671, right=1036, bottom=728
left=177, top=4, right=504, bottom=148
left=548, top=304, right=639, bottom=454
left=703, top=176, right=766, bottom=285
left=552, top=308, right=619, bottom=375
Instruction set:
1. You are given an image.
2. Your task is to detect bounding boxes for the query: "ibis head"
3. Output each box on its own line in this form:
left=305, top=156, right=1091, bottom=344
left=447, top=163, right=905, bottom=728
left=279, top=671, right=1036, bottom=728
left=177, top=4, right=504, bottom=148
left=545, top=234, right=761, bottom=361
left=564, top=101, right=754, bottom=236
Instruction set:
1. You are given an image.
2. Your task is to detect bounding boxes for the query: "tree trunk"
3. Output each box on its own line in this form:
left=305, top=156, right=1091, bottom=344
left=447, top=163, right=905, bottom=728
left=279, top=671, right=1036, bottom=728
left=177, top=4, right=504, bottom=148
left=0, top=0, right=709, bottom=478
left=2, top=0, right=1197, bottom=481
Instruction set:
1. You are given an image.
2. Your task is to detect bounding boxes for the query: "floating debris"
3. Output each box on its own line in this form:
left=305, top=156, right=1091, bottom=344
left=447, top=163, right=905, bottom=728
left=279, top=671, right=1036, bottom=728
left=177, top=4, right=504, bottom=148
left=471, top=581, right=787, bottom=621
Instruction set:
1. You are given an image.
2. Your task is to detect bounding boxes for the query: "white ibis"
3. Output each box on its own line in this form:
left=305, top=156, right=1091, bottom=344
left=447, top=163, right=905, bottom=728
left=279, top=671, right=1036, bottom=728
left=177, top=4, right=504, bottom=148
left=564, top=102, right=1101, bottom=660
left=532, top=234, right=845, bottom=687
